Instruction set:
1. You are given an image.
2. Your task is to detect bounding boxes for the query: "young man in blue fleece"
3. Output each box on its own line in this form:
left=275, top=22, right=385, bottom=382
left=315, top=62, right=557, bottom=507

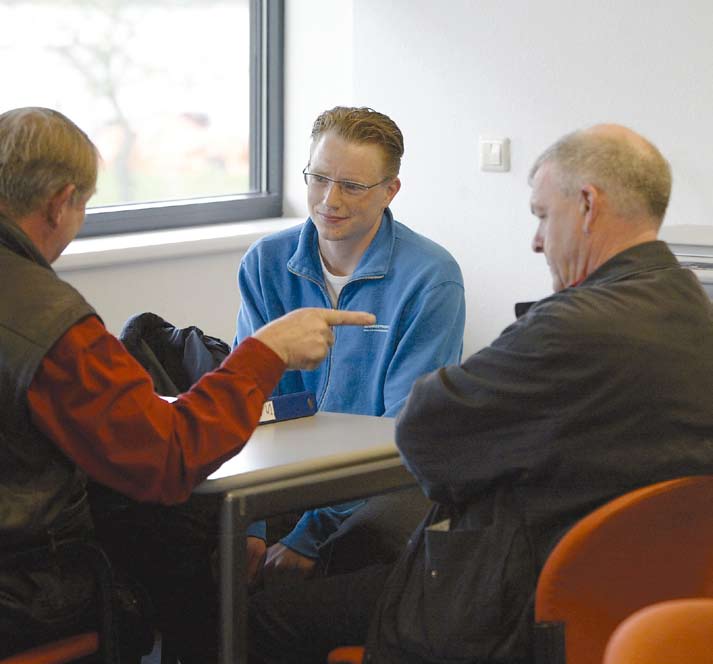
left=235, top=106, right=465, bottom=584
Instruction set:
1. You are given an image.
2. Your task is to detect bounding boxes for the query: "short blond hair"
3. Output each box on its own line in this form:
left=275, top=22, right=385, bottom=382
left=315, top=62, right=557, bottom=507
left=0, top=107, right=98, bottom=218
left=311, top=106, right=404, bottom=178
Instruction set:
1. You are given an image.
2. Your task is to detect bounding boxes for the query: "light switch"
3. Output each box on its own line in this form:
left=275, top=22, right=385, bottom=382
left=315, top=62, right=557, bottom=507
left=479, top=137, right=510, bottom=172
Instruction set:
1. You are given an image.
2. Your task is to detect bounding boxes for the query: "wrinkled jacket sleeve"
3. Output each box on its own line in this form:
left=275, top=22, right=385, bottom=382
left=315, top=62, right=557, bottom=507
left=383, top=280, right=465, bottom=417
left=235, top=248, right=305, bottom=400
left=279, top=501, right=365, bottom=558
left=395, top=313, right=567, bottom=505
left=234, top=252, right=269, bottom=348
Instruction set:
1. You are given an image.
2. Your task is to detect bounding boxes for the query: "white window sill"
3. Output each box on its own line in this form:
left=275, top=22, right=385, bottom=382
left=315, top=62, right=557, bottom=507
left=55, top=217, right=302, bottom=271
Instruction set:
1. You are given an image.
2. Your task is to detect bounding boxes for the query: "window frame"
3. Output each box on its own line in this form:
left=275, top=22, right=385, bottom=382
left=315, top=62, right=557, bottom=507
left=79, top=0, right=284, bottom=238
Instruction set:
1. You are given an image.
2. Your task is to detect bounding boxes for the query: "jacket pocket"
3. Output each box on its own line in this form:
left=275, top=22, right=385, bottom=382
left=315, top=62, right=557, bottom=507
left=392, top=489, right=535, bottom=662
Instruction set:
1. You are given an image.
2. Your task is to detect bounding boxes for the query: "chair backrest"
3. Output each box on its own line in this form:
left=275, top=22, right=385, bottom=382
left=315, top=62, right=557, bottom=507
left=535, top=475, right=713, bottom=664
left=327, top=646, right=365, bottom=664
left=602, top=598, right=713, bottom=664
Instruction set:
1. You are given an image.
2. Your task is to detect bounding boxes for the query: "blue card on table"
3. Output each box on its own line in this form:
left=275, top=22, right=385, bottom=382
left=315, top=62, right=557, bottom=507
left=259, top=391, right=317, bottom=424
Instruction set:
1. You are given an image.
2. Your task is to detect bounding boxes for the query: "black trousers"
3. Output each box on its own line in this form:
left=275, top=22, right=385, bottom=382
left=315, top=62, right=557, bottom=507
left=0, top=528, right=152, bottom=662
left=0, top=554, right=98, bottom=658
left=88, top=485, right=425, bottom=663
left=247, top=563, right=392, bottom=664
left=246, top=488, right=429, bottom=663
left=89, top=483, right=221, bottom=663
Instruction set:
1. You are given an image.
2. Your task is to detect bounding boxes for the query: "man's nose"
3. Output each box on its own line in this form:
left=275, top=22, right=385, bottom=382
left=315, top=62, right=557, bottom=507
left=532, top=233, right=543, bottom=254
left=322, top=181, right=343, bottom=207
left=531, top=222, right=544, bottom=253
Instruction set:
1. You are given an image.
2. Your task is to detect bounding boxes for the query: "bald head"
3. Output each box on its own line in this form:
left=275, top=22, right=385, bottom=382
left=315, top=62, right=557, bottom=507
left=529, top=124, right=671, bottom=226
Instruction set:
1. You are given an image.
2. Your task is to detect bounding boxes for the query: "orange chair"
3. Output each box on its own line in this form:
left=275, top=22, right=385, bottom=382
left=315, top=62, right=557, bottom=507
left=602, top=598, right=713, bottom=664
left=534, top=475, right=713, bottom=664
left=0, top=634, right=100, bottom=664
left=327, top=646, right=365, bottom=664
left=328, top=476, right=713, bottom=664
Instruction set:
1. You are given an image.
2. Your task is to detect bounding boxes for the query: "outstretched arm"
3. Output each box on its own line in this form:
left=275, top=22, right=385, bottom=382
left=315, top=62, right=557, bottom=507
left=29, top=309, right=375, bottom=505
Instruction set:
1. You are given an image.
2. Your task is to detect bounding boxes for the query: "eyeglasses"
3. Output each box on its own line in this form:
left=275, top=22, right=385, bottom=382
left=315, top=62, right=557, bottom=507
left=302, top=167, right=390, bottom=197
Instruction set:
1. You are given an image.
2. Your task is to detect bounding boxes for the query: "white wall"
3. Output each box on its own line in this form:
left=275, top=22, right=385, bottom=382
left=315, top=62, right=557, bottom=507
left=283, top=0, right=353, bottom=217
left=57, top=251, right=243, bottom=343
left=351, top=0, right=713, bottom=354
left=59, top=0, right=713, bottom=358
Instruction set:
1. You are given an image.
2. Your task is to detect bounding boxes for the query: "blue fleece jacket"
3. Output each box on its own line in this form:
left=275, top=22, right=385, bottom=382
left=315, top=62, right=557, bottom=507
left=235, top=209, right=465, bottom=555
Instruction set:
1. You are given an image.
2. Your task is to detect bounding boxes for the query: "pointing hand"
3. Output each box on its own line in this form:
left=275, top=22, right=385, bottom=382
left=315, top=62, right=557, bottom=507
left=253, top=308, right=376, bottom=370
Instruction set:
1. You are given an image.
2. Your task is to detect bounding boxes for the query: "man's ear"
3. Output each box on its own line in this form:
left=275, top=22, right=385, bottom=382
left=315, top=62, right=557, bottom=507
left=46, top=184, right=76, bottom=228
left=580, top=184, right=600, bottom=236
left=383, top=177, right=401, bottom=207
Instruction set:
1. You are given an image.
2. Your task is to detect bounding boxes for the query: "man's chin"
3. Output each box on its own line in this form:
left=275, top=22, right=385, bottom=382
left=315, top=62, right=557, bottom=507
left=315, top=219, right=349, bottom=238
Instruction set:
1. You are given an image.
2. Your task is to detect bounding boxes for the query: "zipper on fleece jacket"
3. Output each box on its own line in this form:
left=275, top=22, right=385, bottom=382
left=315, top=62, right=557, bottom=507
left=287, top=266, right=384, bottom=410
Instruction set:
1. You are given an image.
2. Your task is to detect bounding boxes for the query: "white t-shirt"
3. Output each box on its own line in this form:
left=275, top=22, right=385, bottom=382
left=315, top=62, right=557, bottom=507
left=319, top=253, right=352, bottom=307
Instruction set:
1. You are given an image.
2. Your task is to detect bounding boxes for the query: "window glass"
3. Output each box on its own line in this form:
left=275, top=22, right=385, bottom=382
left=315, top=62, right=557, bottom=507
left=0, top=0, right=282, bottom=236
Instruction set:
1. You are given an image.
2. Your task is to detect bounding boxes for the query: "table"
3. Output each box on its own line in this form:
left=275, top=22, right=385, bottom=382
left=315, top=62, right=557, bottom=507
left=194, top=412, right=417, bottom=664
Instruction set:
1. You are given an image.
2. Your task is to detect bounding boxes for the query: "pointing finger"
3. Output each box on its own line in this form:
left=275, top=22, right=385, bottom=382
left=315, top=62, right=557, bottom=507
left=322, top=310, right=376, bottom=327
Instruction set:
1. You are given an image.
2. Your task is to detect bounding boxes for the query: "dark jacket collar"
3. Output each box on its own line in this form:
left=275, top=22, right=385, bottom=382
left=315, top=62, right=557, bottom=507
left=0, top=214, right=51, bottom=269
left=515, top=241, right=676, bottom=319
left=581, top=240, right=677, bottom=288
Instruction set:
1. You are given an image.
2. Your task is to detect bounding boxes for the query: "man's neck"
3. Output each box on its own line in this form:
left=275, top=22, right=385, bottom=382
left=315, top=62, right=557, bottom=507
left=16, top=213, right=57, bottom=264
left=585, top=224, right=659, bottom=281
left=318, top=242, right=363, bottom=276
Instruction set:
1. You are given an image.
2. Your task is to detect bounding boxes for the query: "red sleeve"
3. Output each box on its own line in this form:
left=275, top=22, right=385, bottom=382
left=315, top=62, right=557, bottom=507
left=27, top=315, right=285, bottom=504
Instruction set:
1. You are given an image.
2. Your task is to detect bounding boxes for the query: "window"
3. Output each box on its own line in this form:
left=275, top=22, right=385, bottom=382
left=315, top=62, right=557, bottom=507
left=0, top=0, right=283, bottom=237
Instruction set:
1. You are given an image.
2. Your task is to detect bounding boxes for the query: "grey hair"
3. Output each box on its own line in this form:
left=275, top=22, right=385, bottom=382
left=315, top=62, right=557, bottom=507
left=529, top=127, right=672, bottom=225
left=0, top=107, right=98, bottom=219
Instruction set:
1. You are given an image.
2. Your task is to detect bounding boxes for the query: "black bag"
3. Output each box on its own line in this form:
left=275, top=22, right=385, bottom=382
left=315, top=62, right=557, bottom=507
left=367, top=486, right=536, bottom=663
